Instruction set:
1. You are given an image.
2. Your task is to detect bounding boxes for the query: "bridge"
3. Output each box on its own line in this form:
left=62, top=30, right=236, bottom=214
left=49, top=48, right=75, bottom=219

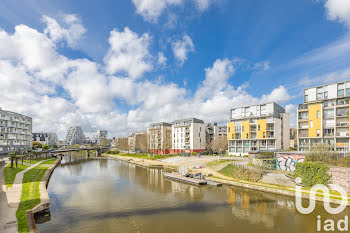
left=0, top=147, right=111, bottom=162
left=39, top=147, right=110, bottom=158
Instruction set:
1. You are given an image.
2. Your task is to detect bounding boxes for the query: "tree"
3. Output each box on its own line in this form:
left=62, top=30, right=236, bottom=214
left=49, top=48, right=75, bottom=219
left=32, top=141, right=42, bottom=150
left=42, top=144, right=50, bottom=150
left=307, top=143, right=337, bottom=163
left=211, top=137, right=228, bottom=154
left=8, top=150, right=18, bottom=168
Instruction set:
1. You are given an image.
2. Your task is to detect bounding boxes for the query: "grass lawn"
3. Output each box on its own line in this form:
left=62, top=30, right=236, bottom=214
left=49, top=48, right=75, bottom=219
left=16, top=165, right=48, bottom=233
left=40, top=158, right=57, bottom=165
left=4, top=163, right=30, bottom=188
left=206, top=159, right=232, bottom=167
left=23, top=158, right=49, bottom=164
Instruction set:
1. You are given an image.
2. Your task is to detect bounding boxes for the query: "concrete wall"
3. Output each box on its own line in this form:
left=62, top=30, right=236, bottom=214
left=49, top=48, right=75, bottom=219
left=328, top=167, right=350, bottom=192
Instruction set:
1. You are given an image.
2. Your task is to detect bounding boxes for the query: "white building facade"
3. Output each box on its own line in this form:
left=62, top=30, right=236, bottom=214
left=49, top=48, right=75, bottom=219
left=228, top=103, right=290, bottom=156
left=94, top=130, right=108, bottom=145
left=171, top=118, right=206, bottom=154
left=298, top=80, right=350, bottom=153
left=32, top=132, right=59, bottom=147
left=0, top=107, right=32, bottom=154
left=64, top=126, right=85, bottom=146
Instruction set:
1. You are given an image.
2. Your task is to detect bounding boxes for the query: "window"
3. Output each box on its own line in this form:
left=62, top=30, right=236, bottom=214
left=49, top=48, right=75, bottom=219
left=242, top=126, right=245, bottom=132
left=346, top=88, right=350, bottom=97
left=246, top=133, right=249, bottom=138
left=304, top=95, right=308, bottom=102
left=258, top=125, right=260, bottom=131
left=228, top=127, right=230, bottom=133
left=317, top=110, right=320, bottom=118
left=324, top=91, right=328, bottom=99
left=263, top=132, right=265, bottom=138
left=310, top=120, right=313, bottom=128
left=317, top=129, right=320, bottom=137
left=338, top=89, right=345, bottom=97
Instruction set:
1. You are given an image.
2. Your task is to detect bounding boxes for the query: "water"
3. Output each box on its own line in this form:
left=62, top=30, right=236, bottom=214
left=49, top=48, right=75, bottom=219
left=37, top=153, right=350, bottom=233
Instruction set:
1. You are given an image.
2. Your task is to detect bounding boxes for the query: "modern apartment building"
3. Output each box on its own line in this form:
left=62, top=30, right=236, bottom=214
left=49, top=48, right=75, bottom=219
left=206, top=123, right=227, bottom=141
left=171, top=118, right=206, bottom=154
left=147, top=122, right=172, bottom=154
left=93, top=130, right=108, bottom=145
left=64, top=126, right=85, bottom=146
left=298, top=81, right=350, bottom=153
left=0, top=107, right=32, bottom=154
left=227, top=103, right=290, bottom=156
left=128, top=132, right=147, bottom=151
left=32, top=132, right=59, bottom=147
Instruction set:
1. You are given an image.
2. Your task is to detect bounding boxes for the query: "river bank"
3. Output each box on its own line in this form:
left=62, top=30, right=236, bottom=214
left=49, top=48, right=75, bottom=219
left=103, top=153, right=350, bottom=206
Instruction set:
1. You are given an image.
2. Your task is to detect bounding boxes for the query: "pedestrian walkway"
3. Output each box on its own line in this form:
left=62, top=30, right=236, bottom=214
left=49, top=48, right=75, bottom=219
left=0, top=159, right=52, bottom=233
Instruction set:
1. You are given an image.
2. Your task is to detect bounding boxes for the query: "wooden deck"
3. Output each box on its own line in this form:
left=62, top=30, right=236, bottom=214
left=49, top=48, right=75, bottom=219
left=163, top=172, right=207, bottom=185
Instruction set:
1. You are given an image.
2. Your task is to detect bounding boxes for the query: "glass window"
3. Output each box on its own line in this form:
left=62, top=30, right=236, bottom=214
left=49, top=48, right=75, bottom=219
left=310, top=120, right=313, bottom=128
left=304, top=95, right=308, bottom=102
left=317, top=129, right=320, bottom=137
left=346, top=88, right=350, bottom=97
left=324, top=91, right=328, bottom=99
left=338, top=89, right=345, bottom=97
left=317, top=110, right=320, bottom=118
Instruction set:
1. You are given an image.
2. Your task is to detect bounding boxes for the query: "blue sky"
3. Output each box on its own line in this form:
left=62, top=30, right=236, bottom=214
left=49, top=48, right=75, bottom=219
left=0, top=0, right=350, bottom=139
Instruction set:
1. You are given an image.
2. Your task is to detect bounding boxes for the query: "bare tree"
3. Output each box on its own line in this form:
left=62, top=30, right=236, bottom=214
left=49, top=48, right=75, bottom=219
left=211, top=137, right=228, bottom=154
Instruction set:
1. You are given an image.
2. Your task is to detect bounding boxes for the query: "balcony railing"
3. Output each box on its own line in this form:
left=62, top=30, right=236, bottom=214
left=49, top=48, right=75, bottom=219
left=299, top=134, right=308, bottom=137
left=336, top=132, right=349, bottom=137
left=298, top=104, right=308, bottom=110
left=336, top=122, right=349, bottom=127
left=336, top=143, right=349, bottom=147
left=336, top=112, right=349, bottom=117
left=323, top=133, right=335, bottom=137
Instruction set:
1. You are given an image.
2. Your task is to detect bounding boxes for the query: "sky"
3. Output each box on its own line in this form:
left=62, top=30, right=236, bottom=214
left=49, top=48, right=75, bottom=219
left=1, top=0, right=350, bottom=140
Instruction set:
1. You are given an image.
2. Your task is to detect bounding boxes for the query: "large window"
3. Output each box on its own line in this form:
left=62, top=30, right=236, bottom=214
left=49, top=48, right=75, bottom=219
left=310, top=120, right=313, bottom=128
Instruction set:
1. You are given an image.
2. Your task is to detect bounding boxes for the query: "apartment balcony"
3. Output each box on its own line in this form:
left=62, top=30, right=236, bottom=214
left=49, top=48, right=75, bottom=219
left=324, top=102, right=336, bottom=108
left=0, top=116, right=10, bottom=121
left=0, top=140, right=8, bottom=146
left=336, top=111, right=349, bottom=117
left=336, top=132, right=349, bottom=137
left=323, top=132, right=335, bottom=137
left=0, top=122, right=6, bottom=127
left=250, top=119, right=257, bottom=124
left=299, top=133, right=308, bottom=138
left=336, top=122, right=349, bottom=127
left=298, top=117, right=308, bottom=122
left=336, top=142, right=349, bottom=147
left=266, top=127, right=274, bottom=131
left=298, top=104, right=308, bottom=111
left=250, top=127, right=257, bottom=132
left=337, top=99, right=349, bottom=106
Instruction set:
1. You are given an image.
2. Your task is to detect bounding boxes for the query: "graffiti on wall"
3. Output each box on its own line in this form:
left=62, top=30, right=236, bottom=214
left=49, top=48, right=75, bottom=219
left=275, top=153, right=306, bottom=172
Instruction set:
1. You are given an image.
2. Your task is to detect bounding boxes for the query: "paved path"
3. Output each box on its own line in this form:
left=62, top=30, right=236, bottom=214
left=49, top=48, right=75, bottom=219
left=0, top=163, right=17, bottom=233
left=0, top=159, right=53, bottom=233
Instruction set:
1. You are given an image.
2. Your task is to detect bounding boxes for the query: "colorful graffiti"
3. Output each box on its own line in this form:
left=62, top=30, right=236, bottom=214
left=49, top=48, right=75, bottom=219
left=275, top=153, right=306, bottom=172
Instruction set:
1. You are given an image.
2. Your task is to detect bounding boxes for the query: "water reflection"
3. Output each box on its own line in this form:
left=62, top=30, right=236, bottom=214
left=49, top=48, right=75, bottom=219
left=37, top=153, right=350, bottom=233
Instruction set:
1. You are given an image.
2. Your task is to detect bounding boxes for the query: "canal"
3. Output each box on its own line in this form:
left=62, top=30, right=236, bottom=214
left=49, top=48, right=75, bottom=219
left=37, top=153, right=350, bottom=233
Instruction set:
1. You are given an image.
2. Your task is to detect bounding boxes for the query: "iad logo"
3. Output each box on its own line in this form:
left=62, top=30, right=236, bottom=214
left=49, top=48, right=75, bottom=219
left=295, top=177, right=349, bottom=231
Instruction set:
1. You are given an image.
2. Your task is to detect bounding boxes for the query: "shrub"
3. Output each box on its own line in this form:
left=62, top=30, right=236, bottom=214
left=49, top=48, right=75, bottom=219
left=306, top=143, right=337, bottom=163
left=191, top=152, right=197, bottom=155
left=220, top=164, right=263, bottom=182
left=336, top=156, right=350, bottom=167
left=106, top=150, right=120, bottom=155
left=295, top=162, right=331, bottom=187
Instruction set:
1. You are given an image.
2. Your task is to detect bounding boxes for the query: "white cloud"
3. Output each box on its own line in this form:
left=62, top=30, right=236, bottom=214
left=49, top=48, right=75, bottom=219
left=104, top=27, right=153, bottom=79
left=193, top=0, right=212, bottom=11
left=157, top=52, right=167, bottom=66
left=325, top=0, right=350, bottom=28
left=131, top=0, right=215, bottom=23
left=171, top=34, right=194, bottom=65
left=43, top=14, right=86, bottom=47
left=0, top=17, right=292, bottom=140
left=131, top=0, right=182, bottom=22
left=260, top=86, right=291, bottom=104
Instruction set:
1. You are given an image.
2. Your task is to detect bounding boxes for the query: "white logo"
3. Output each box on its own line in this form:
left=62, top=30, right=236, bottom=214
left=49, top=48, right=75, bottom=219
left=295, top=177, right=348, bottom=215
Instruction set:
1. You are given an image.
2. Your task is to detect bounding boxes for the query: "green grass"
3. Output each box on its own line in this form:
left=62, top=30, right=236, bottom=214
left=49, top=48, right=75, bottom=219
left=112, top=153, right=175, bottom=160
left=40, top=158, right=57, bottom=165
left=23, top=158, right=48, bottom=164
left=206, top=160, right=231, bottom=167
left=16, top=165, right=48, bottom=233
left=4, top=163, right=29, bottom=188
